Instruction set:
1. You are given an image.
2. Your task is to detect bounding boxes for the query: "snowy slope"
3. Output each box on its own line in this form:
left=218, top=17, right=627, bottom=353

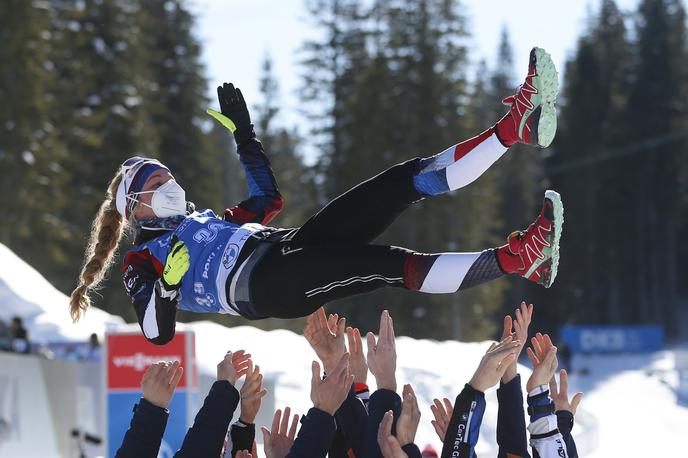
left=0, top=243, right=124, bottom=342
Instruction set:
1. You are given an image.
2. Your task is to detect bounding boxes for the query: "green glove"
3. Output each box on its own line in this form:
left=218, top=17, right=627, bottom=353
left=207, top=82, right=255, bottom=145
left=163, top=237, right=190, bottom=288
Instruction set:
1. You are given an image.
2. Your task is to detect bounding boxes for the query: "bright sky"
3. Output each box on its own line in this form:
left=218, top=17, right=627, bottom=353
left=192, top=0, right=646, bottom=141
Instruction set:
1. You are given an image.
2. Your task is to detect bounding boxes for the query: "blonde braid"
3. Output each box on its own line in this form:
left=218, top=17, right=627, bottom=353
left=69, top=172, right=126, bottom=322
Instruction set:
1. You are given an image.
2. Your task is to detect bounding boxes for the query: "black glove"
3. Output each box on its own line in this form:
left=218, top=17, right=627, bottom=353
left=207, top=82, right=255, bottom=145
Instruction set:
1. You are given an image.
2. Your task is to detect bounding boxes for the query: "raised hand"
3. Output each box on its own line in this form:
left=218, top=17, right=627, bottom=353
left=377, top=410, right=408, bottom=458
left=304, top=307, right=347, bottom=374
left=396, top=384, right=421, bottom=446
left=346, top=326, right=368, bottom=384
left=549, top=369, right=583, bottom=415
left=526, top=333, right=558, bottom=392
left=240, top=361, right=268, bottom=424
left=207, top=82, right=254, bottom=144
left=430, top=398, right=453, bottom=441
left=311, top=353, right=354, bottom=415
left=141, top=360, right=184, bottom=409
left=366, top=310, right=397, bottom=391
left=217, top=350, right=252, bottom=385
left=261, top=407, right=299, bottom=458
left=501, top=302, right=534, bottom=383
left=468, top=336, right=520, bottom=393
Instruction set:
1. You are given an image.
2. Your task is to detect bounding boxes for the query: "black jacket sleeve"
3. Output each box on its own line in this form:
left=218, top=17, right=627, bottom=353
left=223, top=138, right=284, bottom=226
left=365, top=389, right=402, bottom=458
left=174, top=381, right=240, bottom=457
left=329, top=384, right=368, bottom=458
left=285, top=407, right=337, bottom=458
left=497, top=375, right=530, bottom=458
left=556, top=410, right=578, bottom=458
left=115, top=398, right=169, bottom=458
left=401, top=443, right=422, bottom=458
left=228, top=421, right=256, bottom=457
left=122, top=249, right=178, bottom=345
left=440, top=384, right=486, bottom=458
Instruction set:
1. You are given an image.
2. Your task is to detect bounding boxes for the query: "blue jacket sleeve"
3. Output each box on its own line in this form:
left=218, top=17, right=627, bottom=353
left=365, top=389, right=402, bottom=458
left=285, top=407, right=337, bottom=458
left=330, top=384, right=368, bottom=458
left=115, top=398, right=169, bottom=458
left=174, top=381, right=240, bottom=457
left=224, top=138, right=283, bottom=226
left=497, top=375, right=530, bottom=458
left=440, top=384, right=486, bottom=458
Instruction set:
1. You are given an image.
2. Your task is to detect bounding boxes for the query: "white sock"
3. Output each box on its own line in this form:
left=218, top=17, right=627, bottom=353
left=418, top=252, right=482, bottom=293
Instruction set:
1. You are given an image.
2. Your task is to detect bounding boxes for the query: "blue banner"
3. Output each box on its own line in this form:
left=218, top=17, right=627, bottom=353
left=108, top=391, right=189, bottom=457
left=560, top=325, right=664, bottom=353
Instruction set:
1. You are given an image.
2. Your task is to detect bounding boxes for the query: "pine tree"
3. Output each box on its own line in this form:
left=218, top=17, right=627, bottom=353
left=624, top=0, right=687, bottom=334
left=0, top=0, right=71, bottom=285
left=136, top=0, right=222, bottom=213
left=300, top=0, right=508, bottom=339
left=254, top=56, right=316, bottom=229
left=549, top=0, right=636, bottom=330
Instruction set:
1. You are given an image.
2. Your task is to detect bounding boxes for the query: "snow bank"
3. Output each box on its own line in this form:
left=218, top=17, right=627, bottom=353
left=0, top=243, right=124, bottom=343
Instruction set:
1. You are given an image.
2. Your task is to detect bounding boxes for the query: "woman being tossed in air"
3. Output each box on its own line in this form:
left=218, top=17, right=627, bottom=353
left=70, top=47, right=563, bottom=345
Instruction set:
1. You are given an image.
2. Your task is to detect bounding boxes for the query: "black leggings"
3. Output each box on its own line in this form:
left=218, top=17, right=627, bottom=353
left=250, top=159, right=424, bottom=318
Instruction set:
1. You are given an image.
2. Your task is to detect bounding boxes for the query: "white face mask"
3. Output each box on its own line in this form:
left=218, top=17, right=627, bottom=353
left=130, top=180, right=187, bottom=218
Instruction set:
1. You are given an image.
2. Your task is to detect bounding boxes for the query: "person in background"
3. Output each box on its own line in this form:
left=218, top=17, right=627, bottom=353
left=83, top=333, right=102, bottom=362
left=0, top=319, right=12, bottom=351
left=10, top=316, right=30, bottom=354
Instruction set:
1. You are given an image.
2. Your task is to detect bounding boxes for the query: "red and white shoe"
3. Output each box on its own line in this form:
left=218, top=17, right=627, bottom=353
left=496, top=190, right=563, bottom=288
left=496, top=47, right=559, bottom=148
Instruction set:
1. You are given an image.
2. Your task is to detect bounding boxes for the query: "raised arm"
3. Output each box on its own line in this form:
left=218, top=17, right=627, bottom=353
left=115, top=361, right=183, bottom=457
left=440, top=336, right=520, bottom=458
left=497, top=303, right=533, bottom=458
left=175, top=350, right=252, bottom=457
left=525, top=333, right=569, bottom=458
left=208, top=82, right=283, bottom=225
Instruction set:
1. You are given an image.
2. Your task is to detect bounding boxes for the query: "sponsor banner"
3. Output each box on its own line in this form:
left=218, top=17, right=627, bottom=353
left=107, top=391, right=188, bottom=458
left=560, top=325, right=664, bottom=353
left=105, top=331, right=197, bottom=456
left=107, top=332, right=188, bottom=390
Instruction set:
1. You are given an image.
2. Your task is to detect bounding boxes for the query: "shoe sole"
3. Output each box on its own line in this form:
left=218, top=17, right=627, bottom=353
left=543, top=189, right=563, bottom=287
left=532, top=48, right=559, bottom=148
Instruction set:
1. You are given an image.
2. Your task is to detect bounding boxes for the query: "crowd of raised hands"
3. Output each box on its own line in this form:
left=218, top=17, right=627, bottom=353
left=116, top=303, right=583, bottom=458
